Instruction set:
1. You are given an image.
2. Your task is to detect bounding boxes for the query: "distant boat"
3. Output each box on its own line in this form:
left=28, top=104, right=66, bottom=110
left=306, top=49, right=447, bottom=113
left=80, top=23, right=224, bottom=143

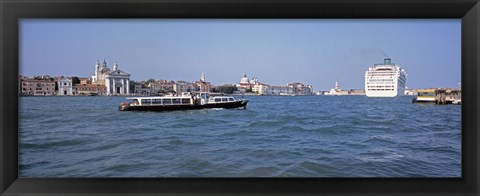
left=119, top=92, right=248, bottom=111
left=412, top=89, right=436, bottom=103
left=412, top=88, right=462, bottom=105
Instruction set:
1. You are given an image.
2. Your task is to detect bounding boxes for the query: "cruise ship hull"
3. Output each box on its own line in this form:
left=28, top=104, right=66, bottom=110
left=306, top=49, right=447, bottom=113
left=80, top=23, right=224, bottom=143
left=365, top=87, right=405, bottom=97
left=366, top=92, right=398, bottom=97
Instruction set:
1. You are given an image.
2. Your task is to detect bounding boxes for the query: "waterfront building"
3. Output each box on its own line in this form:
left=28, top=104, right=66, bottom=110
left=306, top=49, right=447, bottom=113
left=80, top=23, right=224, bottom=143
left=174, top=80, right=194, bottom=94
left=149, top=80, right=175, bottom=94
left=91, top=60, right=131, bottom=95
left=266, top=85, right=294, bottom=96
left=365, top=58, right=407, bottom=97
left=134, top=84, right=142, bottom=95
left=80, top=77, right=92, bottom=85
left=194, top=81, right=214, bottom=92
left=251, top=77, right=259, bottom=85
left=92, top=60, right=109, bottom=84
left=57, top=77, right=73, bottom=95
left=134, top=84, right=151, bottom=95
left=315, top=91, right=329, bottom=95
left=237, top=73, right=250, bottom=88
left=348, top=89, right=366, bottom=95
left=239, top=75, right=313, bottom=95
left=327, top=81, right=349, bottom=95
left=288, top=82, right=314, bottom=95
left=20, top=75, right=56, bottom=96
left=235, top=73, right=259, bottom=91
left=18, top=75, right=27, bottom=94
left=74, top=84, right=107, bottom=96
left=195, top=72, right=214, bottom=92
left=252, top=83, right=269, bottom=95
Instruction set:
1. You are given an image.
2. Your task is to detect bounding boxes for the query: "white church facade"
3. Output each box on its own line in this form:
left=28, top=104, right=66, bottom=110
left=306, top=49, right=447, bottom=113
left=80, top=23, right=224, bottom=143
left=91, top=60, right=131, bottom=95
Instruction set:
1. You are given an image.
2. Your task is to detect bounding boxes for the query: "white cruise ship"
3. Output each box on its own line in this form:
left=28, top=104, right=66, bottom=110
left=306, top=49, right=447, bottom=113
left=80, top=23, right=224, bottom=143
left=365, top=58, right=407, bottom=97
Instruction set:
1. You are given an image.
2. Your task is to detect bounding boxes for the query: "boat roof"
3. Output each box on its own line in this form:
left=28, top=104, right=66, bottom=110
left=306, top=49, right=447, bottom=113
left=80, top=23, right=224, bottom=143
left=126, top=96, right=191, bottom=100
left=209, top=96, right=235, bottom=98
left=417, top=89, right=436, bottom=93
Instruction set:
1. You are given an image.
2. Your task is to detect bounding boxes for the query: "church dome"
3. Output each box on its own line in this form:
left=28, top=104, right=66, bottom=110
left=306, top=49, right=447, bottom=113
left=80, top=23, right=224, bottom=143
left=240, top=73, right=249, bottom=84
left=99, top=59, right=110, bottom=73
left=100, top=67, right=111, bottom=74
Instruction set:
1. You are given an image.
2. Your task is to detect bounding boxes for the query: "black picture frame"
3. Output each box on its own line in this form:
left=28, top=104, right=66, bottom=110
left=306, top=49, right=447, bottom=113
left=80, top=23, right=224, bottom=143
left=1, top=0, right=478, bottom=195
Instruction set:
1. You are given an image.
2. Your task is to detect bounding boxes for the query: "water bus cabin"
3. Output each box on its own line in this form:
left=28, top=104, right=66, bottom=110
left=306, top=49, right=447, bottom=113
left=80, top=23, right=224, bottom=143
left=412, top=88, right=461, bottom=105
left=412, top=89, right=436, bottom=103
left=119, top=92, right=249, bottom=111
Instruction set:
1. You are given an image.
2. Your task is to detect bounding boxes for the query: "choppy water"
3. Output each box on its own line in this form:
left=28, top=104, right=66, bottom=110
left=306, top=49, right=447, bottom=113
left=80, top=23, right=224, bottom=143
left=19, top=95, right=461, bottom=177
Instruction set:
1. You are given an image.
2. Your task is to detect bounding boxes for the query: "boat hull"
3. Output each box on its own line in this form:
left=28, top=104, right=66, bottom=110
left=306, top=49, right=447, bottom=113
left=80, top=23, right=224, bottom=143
left=119, top=100, right=248, bottom=111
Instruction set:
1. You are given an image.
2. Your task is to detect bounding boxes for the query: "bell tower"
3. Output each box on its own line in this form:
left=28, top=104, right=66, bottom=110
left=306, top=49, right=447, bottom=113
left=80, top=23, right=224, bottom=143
left=93, top=60, right=101, bottom=83
left=200, top=72, right=205, bottom=82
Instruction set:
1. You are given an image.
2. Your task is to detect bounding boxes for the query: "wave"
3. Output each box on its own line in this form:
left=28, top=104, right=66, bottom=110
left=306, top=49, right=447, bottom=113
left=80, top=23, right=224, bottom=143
left=103, top=163, right=153, bottom=173
left=247, top=120, right=285, bottom=128
left=277, top=161, right=348, bottom=177
left=363, top=135, right=397, bottom=144
left=239, top=166, right=282, bottom=177
left=278, top=125, right=308, bottom=132
left=21, top=139, right=89, bottom=149
left=219, top=130, right=251, bottom=137
left=358, top=151, right=405, bottom=163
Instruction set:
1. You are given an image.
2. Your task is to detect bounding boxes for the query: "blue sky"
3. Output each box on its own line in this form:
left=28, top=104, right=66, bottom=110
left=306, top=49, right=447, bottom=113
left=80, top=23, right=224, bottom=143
left=20, top=19, right=461, bottom=90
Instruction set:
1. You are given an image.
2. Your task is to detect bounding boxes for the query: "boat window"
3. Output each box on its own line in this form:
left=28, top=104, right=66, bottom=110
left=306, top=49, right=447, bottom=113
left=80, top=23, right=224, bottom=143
left=172, top=98, right=181, bottom=104
left=215, top=98, right=221, bottom=102
left=222, top=98, right=228, bottom=102
left=228, top=98, right=234, bottom=101
left=164, top=99, right=172, bottom=104
left=152, top=99, right=162, bottom=104
left=141, top=99, right=151, bottom=105
left=181, top=98, right=190, bottom=104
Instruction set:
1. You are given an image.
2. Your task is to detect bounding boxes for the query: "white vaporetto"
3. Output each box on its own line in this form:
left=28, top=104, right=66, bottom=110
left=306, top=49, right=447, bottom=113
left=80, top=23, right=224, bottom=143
left=365, top=58, right=407, bottom=97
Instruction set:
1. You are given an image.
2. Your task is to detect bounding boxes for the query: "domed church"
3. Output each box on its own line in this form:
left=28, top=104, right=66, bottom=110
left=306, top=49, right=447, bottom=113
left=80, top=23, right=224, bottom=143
left=236, top=72, right=259, bottom=89
left=240, top=73, right=250, bottom=85
left=91, top=59, right=131, bottom=95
